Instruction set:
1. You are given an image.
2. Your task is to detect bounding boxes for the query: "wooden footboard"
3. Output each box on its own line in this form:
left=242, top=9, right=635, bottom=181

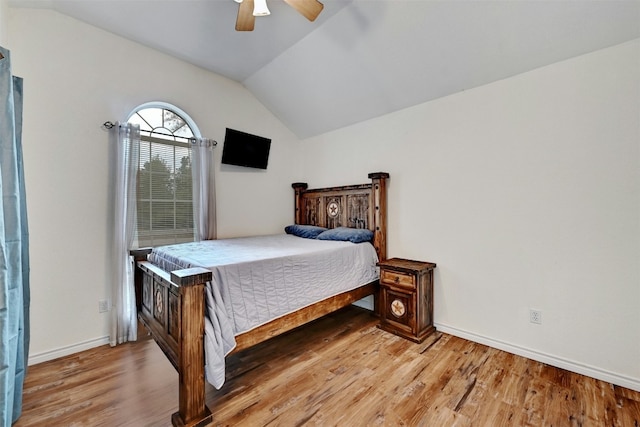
left=131, top=251, right=213, bottom=426
left=131, top=172, right=389, bottom=426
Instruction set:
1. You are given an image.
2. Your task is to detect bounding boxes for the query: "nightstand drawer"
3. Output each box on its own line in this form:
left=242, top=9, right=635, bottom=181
left=380, top=269, right=415, bottom=288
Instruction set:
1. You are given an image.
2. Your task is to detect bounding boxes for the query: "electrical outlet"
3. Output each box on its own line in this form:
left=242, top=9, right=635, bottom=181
left=529, top=309, right=542, bottom=324
left=99, top=299, right=110, bottom=313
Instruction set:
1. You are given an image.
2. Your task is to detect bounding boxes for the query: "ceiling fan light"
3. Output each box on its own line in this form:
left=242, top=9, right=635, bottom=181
left=234, top=0, right=243, bottom=3
left=253, top=0, right=270, bottom=16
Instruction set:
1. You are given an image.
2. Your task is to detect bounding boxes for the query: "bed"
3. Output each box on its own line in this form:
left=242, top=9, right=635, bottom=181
left=131, top=172, right=389, bottom=427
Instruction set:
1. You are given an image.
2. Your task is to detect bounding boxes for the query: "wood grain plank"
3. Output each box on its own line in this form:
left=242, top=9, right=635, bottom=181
left=15, top=307, right=640, bottom=427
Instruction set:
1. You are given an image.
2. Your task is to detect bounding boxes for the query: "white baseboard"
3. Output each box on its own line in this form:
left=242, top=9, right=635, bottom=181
left=435, top=322, right=640, bottom=392
left=352, top=295, right=374, bottom=311
left=28, top=336, right=110, bottom=366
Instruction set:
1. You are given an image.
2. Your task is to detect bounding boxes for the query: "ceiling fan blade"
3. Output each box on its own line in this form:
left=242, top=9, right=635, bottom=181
left=283, top=0, right=324, bottom=22
left=236, top=0, right=255, bottom=31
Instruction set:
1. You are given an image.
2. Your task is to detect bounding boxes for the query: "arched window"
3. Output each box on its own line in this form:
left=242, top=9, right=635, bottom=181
left=128, top=103, right=199, bottom=247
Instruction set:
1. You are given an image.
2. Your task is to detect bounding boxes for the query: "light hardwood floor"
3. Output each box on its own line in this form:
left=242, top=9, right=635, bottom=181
left=15, top=306, right=640, bottom=426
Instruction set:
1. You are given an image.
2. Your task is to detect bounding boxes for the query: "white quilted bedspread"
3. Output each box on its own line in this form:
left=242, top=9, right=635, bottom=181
left=149, top=234, right=379, bottom=388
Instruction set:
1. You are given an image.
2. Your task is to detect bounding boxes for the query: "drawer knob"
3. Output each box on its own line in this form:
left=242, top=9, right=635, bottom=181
left=394, top=276, right=400, bottom=283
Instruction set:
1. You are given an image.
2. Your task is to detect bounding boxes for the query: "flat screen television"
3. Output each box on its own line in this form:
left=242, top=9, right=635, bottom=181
left=221, top=128, right=271, bottom=170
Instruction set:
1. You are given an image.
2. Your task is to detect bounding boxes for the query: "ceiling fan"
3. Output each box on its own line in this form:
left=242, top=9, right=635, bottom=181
left=234, top=0, right=324, bottom=31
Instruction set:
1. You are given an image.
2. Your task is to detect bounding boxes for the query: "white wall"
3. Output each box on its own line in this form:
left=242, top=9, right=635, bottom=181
left=0, top=0, right=7, bottom=46
left=300, top=40, right=640, bottom=390
left=7, top=8, right=300, bottom=362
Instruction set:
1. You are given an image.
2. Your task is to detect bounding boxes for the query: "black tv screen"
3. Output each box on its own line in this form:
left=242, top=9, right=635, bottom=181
left=221, top=128, right=271, bottom=170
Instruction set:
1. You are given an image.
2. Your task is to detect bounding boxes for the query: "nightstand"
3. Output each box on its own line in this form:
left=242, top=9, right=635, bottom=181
left=378, top=258, right=437, bottom=343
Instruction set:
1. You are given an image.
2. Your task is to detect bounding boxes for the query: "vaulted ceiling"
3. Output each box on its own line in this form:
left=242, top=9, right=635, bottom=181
left=10, top=0, right=640, bottom=138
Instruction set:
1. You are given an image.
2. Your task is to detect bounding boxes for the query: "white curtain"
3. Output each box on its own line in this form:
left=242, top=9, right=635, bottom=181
left=191, top=138, right=216, bottom=241
left=110, top=122, right=140, bottom=346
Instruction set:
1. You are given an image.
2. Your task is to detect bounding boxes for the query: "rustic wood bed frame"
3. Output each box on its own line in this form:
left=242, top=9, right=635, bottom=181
left=131, top=172, right=389, bottom=427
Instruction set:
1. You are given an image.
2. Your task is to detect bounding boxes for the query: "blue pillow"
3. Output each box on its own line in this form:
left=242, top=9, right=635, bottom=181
left=284, top=224, right=328, bottom=239
left=316, top=227, right=374, bottom=243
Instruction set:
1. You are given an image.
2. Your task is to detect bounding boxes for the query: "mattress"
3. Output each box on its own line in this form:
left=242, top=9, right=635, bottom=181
left=149, top=234, right=379, bottom=388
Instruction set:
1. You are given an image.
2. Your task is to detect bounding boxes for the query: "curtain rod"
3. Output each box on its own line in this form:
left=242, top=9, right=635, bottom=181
left=102, top=121, right=217, bottom=146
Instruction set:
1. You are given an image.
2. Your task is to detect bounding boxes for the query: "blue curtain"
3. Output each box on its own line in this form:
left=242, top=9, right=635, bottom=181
left=0, top=46, right=30, bottom=426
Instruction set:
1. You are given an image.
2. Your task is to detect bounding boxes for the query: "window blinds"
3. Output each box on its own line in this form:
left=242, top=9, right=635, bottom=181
left=136, top=135, right=194, bottom=247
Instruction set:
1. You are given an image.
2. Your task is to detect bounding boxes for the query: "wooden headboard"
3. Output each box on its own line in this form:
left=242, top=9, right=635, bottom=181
left=292, top=172, right=390, bottom=261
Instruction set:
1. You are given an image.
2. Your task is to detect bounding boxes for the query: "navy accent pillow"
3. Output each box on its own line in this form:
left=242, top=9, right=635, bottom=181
left=284, top=224, right=328, bottom=239
left=316, top=227, right=374, bottom=243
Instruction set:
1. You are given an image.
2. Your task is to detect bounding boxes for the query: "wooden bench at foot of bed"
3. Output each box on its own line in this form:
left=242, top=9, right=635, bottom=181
left=131, top=172, right=389, bottom=427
